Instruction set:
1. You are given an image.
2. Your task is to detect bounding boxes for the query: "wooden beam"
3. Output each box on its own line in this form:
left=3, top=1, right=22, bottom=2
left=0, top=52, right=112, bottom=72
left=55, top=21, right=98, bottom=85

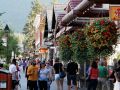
left=89, top=0, right=120, bottom=4
left=81, top=8, right=109, bottom=17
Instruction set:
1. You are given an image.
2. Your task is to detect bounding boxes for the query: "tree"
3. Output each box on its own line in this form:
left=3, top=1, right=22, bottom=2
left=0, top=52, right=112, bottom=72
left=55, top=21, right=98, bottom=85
left=23, top=0, right=43, bottom=55
left=0, top=25, right=20, bottom=63
left=0, top=22, right=5, bottom=57
left=4, top=31, right=20, bottom=63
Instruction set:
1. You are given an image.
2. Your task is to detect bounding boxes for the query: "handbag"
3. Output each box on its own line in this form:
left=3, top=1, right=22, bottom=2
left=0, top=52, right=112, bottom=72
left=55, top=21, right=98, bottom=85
left=59, top=63, right=66, bottom=78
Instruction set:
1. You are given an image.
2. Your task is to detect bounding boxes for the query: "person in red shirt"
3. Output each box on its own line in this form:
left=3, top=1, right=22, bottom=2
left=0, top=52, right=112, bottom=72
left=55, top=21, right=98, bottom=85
left=87, top=61, right=99, bottom=90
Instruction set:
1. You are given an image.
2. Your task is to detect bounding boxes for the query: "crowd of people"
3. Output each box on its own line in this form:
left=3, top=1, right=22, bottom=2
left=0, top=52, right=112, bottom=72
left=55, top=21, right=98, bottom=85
left=86, top=58, right=120, bottom=90
left=0, top=57, right=120, bottom=90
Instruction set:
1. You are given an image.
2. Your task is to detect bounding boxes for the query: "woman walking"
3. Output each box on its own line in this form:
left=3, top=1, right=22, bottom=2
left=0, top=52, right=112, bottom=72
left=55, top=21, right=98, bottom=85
left=38, top=62, right=50, bottom=90
left=87, top=60, right=99, bottom=90
left=53, top=58, right=65, bottom=90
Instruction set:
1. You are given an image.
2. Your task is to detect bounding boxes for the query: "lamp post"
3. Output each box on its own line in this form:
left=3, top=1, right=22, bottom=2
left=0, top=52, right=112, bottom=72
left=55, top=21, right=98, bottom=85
left=4, top=24, right=10, bottom=64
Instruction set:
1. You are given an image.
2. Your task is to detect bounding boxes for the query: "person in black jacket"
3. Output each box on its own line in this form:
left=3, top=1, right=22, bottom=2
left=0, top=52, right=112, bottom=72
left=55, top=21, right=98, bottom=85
left=109, top=60, right=120, bottom=90
left=53, top=57, right=65, bottom=90
left=109, top=60, right=120, bottom=82
left=67, top=60, right=78, bottom=90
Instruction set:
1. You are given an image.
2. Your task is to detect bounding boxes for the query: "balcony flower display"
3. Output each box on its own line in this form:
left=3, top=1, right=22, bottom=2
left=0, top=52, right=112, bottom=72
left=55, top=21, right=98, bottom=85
left=85, top=18, right=118, bottom=56
left=70, top=30, right=88, bottom=63
left=58, top=35, right=73, bottom=61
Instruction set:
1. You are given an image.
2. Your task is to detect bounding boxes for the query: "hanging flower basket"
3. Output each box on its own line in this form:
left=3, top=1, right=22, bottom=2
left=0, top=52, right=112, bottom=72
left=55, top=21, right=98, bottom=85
left=85, top=18, right=118, bottom=56
left=70, top=30, right=88, bottom=63
left=58, top=35, right=73, bottom=61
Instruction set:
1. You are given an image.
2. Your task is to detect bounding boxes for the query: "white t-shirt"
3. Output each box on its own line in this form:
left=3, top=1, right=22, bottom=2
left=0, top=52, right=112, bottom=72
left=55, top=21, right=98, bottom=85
left=9, top=64, right=17, bottom=80
left=39, top=68, right=49, bottom=81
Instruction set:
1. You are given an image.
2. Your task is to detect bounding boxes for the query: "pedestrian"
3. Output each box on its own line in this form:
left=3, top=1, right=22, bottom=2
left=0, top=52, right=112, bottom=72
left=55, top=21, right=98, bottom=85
left=66, top=60, right=78, bottom=90
left=45, top=60, right=54, bottom=90
left=22, top=59, right=27, bottom=72
left=113, top=69, right=120, bottom=90
left=9, top=59, right=19, bottom=90
left=0, top=63, right=4, bottom=70
left=109, top=60, right=120, bottom=82
left=27, top=60, right=38, bottom=90
left=109, top=60, right=120, bottom=90
left=53, top=57, right=65, bottom=90
left=16, top=62, right=21, bottom=88
left=38, top=62, right=50, bottom=90
left=97, top=61, right=108, bottom=90
left=87, top=60, right=99, bottom=90
left=25, top=61, right=31, bottom=89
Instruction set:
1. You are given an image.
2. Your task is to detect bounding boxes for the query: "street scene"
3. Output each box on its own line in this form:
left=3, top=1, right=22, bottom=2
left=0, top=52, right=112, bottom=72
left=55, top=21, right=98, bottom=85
left=0, top=0, right=120, bottom=90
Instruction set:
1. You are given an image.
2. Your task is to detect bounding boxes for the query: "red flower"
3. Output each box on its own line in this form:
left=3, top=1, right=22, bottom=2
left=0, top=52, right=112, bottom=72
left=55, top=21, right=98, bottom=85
left=100, top=20, right=105, bottom=25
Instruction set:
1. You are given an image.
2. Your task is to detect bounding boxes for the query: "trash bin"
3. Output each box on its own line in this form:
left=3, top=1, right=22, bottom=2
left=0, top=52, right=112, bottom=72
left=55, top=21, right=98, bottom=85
left=0, top=69, right=12, bottom=90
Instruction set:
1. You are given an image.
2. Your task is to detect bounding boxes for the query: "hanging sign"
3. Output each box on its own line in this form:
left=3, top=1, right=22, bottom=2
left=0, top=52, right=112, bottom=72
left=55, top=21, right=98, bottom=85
left=110, top=5, right=120, bottom=20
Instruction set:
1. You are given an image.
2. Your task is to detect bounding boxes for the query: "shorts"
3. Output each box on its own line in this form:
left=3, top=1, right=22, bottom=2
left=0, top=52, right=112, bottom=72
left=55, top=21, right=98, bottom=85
left=55, top=74, right=60, bottom=80
left=67, top=74, right=77, bottom=85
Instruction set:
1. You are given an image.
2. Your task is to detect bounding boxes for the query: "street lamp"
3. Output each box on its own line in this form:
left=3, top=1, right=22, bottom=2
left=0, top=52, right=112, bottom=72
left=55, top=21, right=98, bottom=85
left=4, top=24, right=10, bottom=64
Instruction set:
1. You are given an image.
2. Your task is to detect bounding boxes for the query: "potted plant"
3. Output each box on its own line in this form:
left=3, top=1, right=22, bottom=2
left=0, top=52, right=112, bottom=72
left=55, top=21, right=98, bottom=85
left=85, top=18, right=118, bottom=57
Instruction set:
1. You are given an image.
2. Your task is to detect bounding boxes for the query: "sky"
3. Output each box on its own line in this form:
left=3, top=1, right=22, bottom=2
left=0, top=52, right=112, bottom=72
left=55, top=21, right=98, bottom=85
left=0, top=0, right=68, bottom=33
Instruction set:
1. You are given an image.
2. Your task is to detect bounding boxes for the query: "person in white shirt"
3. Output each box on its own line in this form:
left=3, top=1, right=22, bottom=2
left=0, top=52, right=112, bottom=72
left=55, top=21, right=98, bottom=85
left=9, top=59, right=18, bottom=90
left=38, top=62, right=50, bottom=90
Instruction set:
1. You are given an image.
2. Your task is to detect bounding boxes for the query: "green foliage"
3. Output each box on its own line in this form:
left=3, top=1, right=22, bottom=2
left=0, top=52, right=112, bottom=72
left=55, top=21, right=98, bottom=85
left=23, top=0, right=43, bottom=53
left=3, top=64, right=9, bottom=70
left=58, top=35, right=73, bottom=61
left=0, top=30, right=5, bottom=57
left=85, top=18, right=118, bottom=57
left=4, top=32, right=20, bottom=63
left=0, top=27, right=20, bottom=63
left=70, top=30, right=88, bottom=63
left=58, top=19, right=118, bottom=63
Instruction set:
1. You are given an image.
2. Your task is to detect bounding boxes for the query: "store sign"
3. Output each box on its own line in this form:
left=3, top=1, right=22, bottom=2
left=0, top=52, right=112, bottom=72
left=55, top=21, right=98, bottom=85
left=39, top=48, right=48, bottom=53
left=110, top=6, right=120, bottom=20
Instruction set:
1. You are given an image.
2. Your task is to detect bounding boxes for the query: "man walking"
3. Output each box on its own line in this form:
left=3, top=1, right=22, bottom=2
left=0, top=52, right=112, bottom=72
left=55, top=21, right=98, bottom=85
left=27, top=60, right=38, bottom=90
left=98, top=62, right=108, bottom=90
left=67, top=60, right=78, bottom=90
left=9, top=59, right=18, bottom=90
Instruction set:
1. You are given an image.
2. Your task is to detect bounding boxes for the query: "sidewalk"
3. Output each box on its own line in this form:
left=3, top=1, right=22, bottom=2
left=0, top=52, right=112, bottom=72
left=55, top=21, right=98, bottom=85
left=20, top=71, right=87, bottom=90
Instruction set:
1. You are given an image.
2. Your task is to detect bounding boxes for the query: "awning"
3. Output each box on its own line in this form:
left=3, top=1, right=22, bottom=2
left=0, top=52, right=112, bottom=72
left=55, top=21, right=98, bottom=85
left=61, top=0, right=120, bottom=26
left=69, top=0, right=82, bottom=10
left=61, top=0, right=93, bottom=26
